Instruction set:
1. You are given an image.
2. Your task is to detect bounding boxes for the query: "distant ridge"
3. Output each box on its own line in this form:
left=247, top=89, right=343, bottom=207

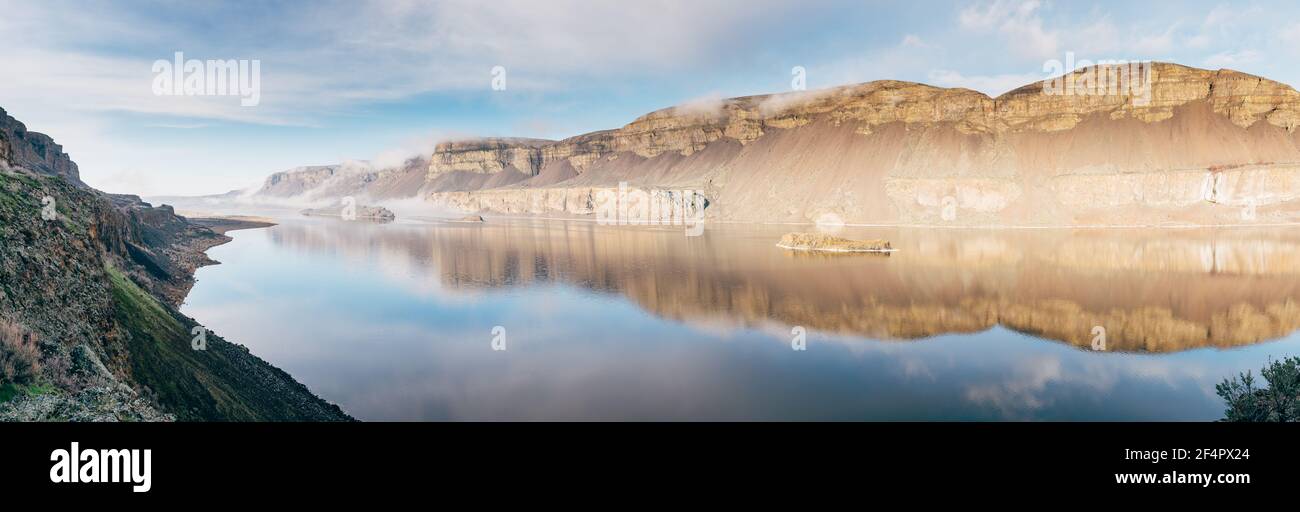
left=245, top=63, right=1300, bottom=227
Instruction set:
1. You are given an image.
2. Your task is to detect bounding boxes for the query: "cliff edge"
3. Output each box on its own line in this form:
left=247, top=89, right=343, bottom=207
left=0, top=111, right=352, bottom=421
left=415, top=63, right=1300, bottom=226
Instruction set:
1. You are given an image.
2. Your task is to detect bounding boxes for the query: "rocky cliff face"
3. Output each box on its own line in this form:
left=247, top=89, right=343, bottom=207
left=0, top=111, right=352, bottom=421
left=0, top=107, right=83, bottom=187
left=429, top=138, right=550, bottom=176
left=417, top=63, right=1300, bottom=227
left=260, top=165, right=342, bottom=197
left=254, top=157, right=430, bottom=203
left=233, top=63, right=1300, bottom=227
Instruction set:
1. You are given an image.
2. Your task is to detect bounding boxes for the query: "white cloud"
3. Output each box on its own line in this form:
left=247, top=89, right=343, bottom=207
left=1130, top=23, right=1181, bottom=55
left=672, top=93, right=727, bottom=119
left=959, top=0, right=1059, bottom=60
left=1203, top=49, right=1261, bottom=68
left=900, top=34, right=934, bottom=49
left=0, top=0, right=805, bottom=127
left=1279, top=22, right=1300, bottom=47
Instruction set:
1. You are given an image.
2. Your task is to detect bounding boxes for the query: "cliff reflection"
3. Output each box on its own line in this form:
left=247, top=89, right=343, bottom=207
left=266, top=218, right=1300, bottom=353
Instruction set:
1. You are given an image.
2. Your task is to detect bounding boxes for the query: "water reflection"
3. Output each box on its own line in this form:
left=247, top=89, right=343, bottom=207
left=183, top=217, right=1300, bottom=420
left=266, top=220, right=1300, bottom=352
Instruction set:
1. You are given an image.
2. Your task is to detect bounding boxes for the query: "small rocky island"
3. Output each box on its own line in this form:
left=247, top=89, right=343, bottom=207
left=777, top=233, right=894, bottom=253
left=301, top=203, right=396, bottom=222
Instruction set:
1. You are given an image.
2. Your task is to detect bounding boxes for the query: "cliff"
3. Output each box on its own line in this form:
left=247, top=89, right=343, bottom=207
left=419, top=63, right=1300, bottom=226
left=230, top=63, right=1300, bottom=227
left=0, top=112, right=352, bottom=421
left=253, top=157, right=430, bottom=203
left=0, top=107, right=83, bottom=187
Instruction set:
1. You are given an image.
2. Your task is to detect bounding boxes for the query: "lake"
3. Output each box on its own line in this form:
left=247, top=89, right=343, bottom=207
left=181, top=216, right=1300, bottom=420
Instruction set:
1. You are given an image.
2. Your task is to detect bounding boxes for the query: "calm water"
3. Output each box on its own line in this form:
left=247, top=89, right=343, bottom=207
left=181, top=217, right=1300, bottom=420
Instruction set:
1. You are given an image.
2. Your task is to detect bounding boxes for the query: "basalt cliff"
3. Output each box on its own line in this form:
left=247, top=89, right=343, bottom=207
left=0, top=107, right=352, bottom=421
left=252, top=63, right=1300, bottom=227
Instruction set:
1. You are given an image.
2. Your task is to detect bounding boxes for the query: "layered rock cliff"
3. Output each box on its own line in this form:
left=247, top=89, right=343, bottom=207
left=232, top=63, right=1300, bottom=227
left=420, top=63, right=1300, bottom=226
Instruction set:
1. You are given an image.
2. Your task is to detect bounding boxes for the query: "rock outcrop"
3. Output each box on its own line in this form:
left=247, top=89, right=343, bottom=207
left=301, top=203, right=396, bottom=221
left=229, top=62, right=1300, bottom=227
left=429, top=138, right=551, bottom=176
left=0, top=107, right=83, bottom=187
left=256, top=157, right=430, bottom=202
left=0, top=111, right=352, bottom=421
left=417, top=63, right=1300, bottom=227
left=777, top=233, right=893, bottom=253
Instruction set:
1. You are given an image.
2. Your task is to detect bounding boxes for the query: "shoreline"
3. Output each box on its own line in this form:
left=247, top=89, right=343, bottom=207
left=402, top=210, right=1300, bottom=231
left=187, top=215, right=278, bottom=235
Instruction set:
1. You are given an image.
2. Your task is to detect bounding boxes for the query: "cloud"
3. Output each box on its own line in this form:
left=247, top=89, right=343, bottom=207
left=1279, top=22, right=1300, bottom=48
left=7, top=0, right=1300, bottom=198
left=900, top=34, right=934, bottom=49
left=794, top=33, right=947, bottom=93
left=672, top=93, right=727, bottom=119
left=959, top=0, right=1059, bottom=60
left=757, top=89, right=841, bottom=116
left=1203, top=49, right=1262, bottom=68
left=1130, top=23, right=1181, bottom=55
left=0, top=0, right=806, bottom=126
left=369, top=131, right=456, bottom=170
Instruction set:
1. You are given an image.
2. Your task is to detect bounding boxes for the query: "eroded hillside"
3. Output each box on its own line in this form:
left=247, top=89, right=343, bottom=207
left=0, top=111, right=352, bottom=421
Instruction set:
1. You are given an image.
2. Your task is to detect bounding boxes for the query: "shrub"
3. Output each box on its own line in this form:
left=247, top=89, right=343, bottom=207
left=0, top=318, right=41, bottom=385
left=1217, top=356, right=1300, bottom=422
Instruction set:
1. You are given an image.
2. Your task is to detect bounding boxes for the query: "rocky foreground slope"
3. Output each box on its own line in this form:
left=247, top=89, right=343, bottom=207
left=250, top=63, right=1300, bottom=227
left=0, top=107, right=351, bottom=421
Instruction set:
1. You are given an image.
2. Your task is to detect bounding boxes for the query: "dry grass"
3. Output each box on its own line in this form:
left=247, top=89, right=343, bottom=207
left=0, top=318, right=41, bottom=385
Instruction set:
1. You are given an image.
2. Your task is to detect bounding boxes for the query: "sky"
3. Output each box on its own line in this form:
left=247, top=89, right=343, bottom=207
left=2, top=0, right=1298, bottom=196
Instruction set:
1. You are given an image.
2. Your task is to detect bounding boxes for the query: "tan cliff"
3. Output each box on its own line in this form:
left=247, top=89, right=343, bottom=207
left=415, top=63, right=1300, bottom=226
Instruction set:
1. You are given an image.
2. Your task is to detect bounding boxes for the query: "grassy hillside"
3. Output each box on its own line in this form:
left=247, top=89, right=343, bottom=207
left=0, top=167, right=351, bottom=421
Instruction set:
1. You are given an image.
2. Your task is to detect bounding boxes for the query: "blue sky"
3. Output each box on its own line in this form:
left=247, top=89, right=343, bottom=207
left=2, top=0, right=1298, bottom=195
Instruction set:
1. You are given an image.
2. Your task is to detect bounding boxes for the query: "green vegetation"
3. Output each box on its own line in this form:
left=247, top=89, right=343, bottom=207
left=107, top=264, right=349, bottom=421
left=107, top=263, right=253, bottom=420
left=4, top=120, right=349, bottom=421
left=1217, top=356, right=1300, bottom=422
left=0, top=382, right=54, bottom=404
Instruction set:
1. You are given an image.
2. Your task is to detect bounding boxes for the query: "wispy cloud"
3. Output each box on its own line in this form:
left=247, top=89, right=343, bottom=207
left=2, top=0, right=1299, bottom=196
